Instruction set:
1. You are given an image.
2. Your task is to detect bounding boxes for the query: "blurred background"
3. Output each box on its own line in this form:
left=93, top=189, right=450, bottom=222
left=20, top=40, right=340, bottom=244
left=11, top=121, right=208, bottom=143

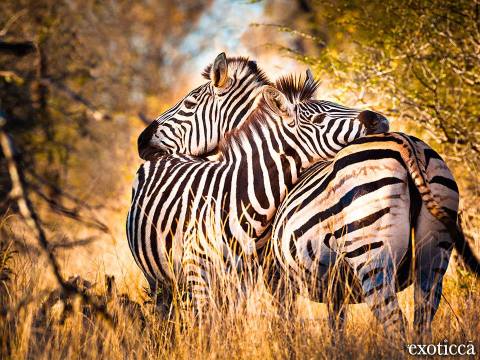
left=0, top=0, right=478, bottom=288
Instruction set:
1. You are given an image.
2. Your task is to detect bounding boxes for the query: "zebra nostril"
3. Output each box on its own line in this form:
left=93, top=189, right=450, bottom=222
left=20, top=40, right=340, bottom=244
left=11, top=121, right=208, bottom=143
left=376, top=114, right=390, bottom=133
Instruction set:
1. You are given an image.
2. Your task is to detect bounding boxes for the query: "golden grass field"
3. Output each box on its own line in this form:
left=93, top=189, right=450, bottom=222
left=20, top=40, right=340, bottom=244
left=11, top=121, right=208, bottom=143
left=0, top=119, right=478, bottom=360
left=1, top=216, right=479, bottom=360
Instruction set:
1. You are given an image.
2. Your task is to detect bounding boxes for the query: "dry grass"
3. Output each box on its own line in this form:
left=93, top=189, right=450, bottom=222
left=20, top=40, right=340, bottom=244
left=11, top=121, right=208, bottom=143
left=1, top=223, right=479, bottom=360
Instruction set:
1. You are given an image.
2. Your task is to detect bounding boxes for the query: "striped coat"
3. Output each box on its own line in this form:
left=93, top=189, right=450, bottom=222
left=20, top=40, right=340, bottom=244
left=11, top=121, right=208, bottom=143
left=130, top=53, right=478, bottom=334
left=268, top=132, right=476, bottom=335
left=127, top=83, right=386, bottom=313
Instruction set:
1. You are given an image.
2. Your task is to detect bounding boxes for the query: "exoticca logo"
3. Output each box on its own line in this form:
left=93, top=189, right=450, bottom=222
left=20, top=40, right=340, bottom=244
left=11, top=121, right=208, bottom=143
left=406, top=340, right=476, bottom=356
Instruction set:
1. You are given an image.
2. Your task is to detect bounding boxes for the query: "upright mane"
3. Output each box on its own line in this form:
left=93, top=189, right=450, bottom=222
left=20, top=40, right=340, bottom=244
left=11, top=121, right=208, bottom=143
left=217, top=73, right=318, bottom=158
left=275, top=73, right=320, bottom=104
left=202, top=56, right=271, bottom=86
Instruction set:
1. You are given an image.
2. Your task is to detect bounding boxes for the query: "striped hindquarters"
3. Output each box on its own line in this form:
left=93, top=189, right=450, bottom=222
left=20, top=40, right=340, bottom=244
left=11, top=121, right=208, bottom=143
left=271, top=134, right=459, bottom=293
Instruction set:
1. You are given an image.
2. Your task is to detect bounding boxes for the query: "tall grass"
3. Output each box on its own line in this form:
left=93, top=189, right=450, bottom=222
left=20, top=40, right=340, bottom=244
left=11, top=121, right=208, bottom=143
left=1, top=224, right=479, bottom=360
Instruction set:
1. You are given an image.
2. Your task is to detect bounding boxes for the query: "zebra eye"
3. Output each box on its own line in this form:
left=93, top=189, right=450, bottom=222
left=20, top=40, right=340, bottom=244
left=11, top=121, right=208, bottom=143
left=312, top=113, right=327, bottom=124
left=184, top=98, right=197, bottom=109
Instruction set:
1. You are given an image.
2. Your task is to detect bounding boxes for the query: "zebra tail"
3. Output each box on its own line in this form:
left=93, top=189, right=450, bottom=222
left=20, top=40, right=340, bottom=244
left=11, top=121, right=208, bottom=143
left=392, top=132, right=480, bottom=276
left=452, top=216, right=480, bottom=276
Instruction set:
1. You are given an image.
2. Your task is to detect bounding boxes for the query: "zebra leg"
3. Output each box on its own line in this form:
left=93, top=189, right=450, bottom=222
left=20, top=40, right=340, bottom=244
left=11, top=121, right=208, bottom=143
left=326, top=265, right=348, bottom=335
left=181, top=258, right=211, bottom=321
left=413, top=205, right=453, bottom=339
left=262, top=257, right=299, bottom=358
left=276, top=280, right=299, bottom=360
left=363, top=263, right=406, bottom=336
left=410, top=138, right=458, bottom=339
left=339, top=202, right=411, bottom=337
left=145, top=275, right=173, bottom=319
left=327, top=283, right=347, bottom=340
left=266, top=265, right=297, bottom=320
left=263, top=268, right=298, bottom=358
left=349, top=253, right=407, bottom=337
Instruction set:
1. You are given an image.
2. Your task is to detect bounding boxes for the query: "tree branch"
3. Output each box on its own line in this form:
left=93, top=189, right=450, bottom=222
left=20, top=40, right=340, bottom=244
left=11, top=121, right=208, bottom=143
left=0, top=116, right=115, bottom=327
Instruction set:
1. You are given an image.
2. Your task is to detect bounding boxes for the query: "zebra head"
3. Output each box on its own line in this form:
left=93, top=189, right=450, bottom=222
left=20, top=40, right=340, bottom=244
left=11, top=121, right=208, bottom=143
left=259, top=74, right=389, bottom=168
left=275, top=72, right=390, bottom=160
left=138, top=52, right=271, bottom=159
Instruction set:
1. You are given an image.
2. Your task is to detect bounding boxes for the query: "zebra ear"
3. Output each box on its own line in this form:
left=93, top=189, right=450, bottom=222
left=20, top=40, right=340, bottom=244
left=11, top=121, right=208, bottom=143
left=211, top=52, right=229, bottom=88
left=262, top=86, right=292, bottom=117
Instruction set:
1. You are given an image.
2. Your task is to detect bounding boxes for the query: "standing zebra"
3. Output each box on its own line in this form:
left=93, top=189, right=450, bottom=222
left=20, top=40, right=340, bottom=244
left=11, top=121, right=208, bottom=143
left=132, top=52, right=272, bottom=304
left=268, top=132, right=479, bottom=336
left=127, top=81, right=387, bottom=314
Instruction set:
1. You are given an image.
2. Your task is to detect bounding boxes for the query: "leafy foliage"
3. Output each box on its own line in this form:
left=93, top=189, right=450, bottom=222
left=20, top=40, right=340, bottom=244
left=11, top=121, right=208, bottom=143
left=266, top=0, right=480, bottom=164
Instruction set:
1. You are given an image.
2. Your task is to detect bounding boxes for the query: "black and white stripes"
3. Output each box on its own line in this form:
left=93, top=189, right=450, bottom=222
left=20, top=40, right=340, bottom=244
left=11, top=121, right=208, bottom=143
left=137, top=53, right=271, bottom=159
left=268, top=133, right=466, bottom=335
left=127, top=53, right=479, bottom=334
left=127, top=77, right=384, bottom=313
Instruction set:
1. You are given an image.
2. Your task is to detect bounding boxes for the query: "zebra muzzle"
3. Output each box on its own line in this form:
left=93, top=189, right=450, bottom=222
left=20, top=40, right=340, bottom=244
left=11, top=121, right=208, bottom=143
left=358, top=110, right=390, bottom=134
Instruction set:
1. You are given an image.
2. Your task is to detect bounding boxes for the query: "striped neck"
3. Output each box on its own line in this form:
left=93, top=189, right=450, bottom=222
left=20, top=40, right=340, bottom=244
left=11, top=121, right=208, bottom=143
left=220, top=112, right=304, bottom=227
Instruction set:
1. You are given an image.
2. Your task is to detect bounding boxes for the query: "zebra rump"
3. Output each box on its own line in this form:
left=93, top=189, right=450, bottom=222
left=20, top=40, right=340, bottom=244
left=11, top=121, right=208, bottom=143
left=268, top=132, right=479, bottom=335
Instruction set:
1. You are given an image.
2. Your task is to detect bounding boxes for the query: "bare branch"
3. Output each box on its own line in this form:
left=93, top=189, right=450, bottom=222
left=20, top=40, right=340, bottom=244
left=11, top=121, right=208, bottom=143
left=48, top=236, right=97, bottom=250
left=29, top=185, right=109, bottom=233
left=0, top=116, right=115, bottom=327
left=0, top=9, right=28, bottom=37
left=0, top=71, right=24, bottom=83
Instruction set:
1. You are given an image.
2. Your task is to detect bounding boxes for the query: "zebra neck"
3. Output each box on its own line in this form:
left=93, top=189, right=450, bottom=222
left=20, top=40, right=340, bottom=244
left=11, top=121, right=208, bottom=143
left=225, top=125, right=302, bottom=227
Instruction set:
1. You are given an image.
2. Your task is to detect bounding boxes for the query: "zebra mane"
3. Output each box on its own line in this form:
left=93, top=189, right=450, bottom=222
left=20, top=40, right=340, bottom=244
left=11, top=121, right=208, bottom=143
left=275, top=73, right=320, bottom=104
left=202, top=56, right=271, bottom=86
left=216, top=74, right=320, bottom=158
left=217, top=97, right=272, bottom=158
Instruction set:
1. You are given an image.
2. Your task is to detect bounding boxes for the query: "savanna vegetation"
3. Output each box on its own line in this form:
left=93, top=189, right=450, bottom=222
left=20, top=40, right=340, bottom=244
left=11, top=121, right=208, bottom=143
left=1, top=0, right=479, bottom=359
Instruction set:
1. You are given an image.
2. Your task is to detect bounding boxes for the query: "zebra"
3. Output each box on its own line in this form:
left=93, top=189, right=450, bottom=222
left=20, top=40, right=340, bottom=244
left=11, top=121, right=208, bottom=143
left=267, top=131, right=480, bottom=337
left=126, top=78, right=388, bottom=315
left=133, top=52, right=387, bottom=294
